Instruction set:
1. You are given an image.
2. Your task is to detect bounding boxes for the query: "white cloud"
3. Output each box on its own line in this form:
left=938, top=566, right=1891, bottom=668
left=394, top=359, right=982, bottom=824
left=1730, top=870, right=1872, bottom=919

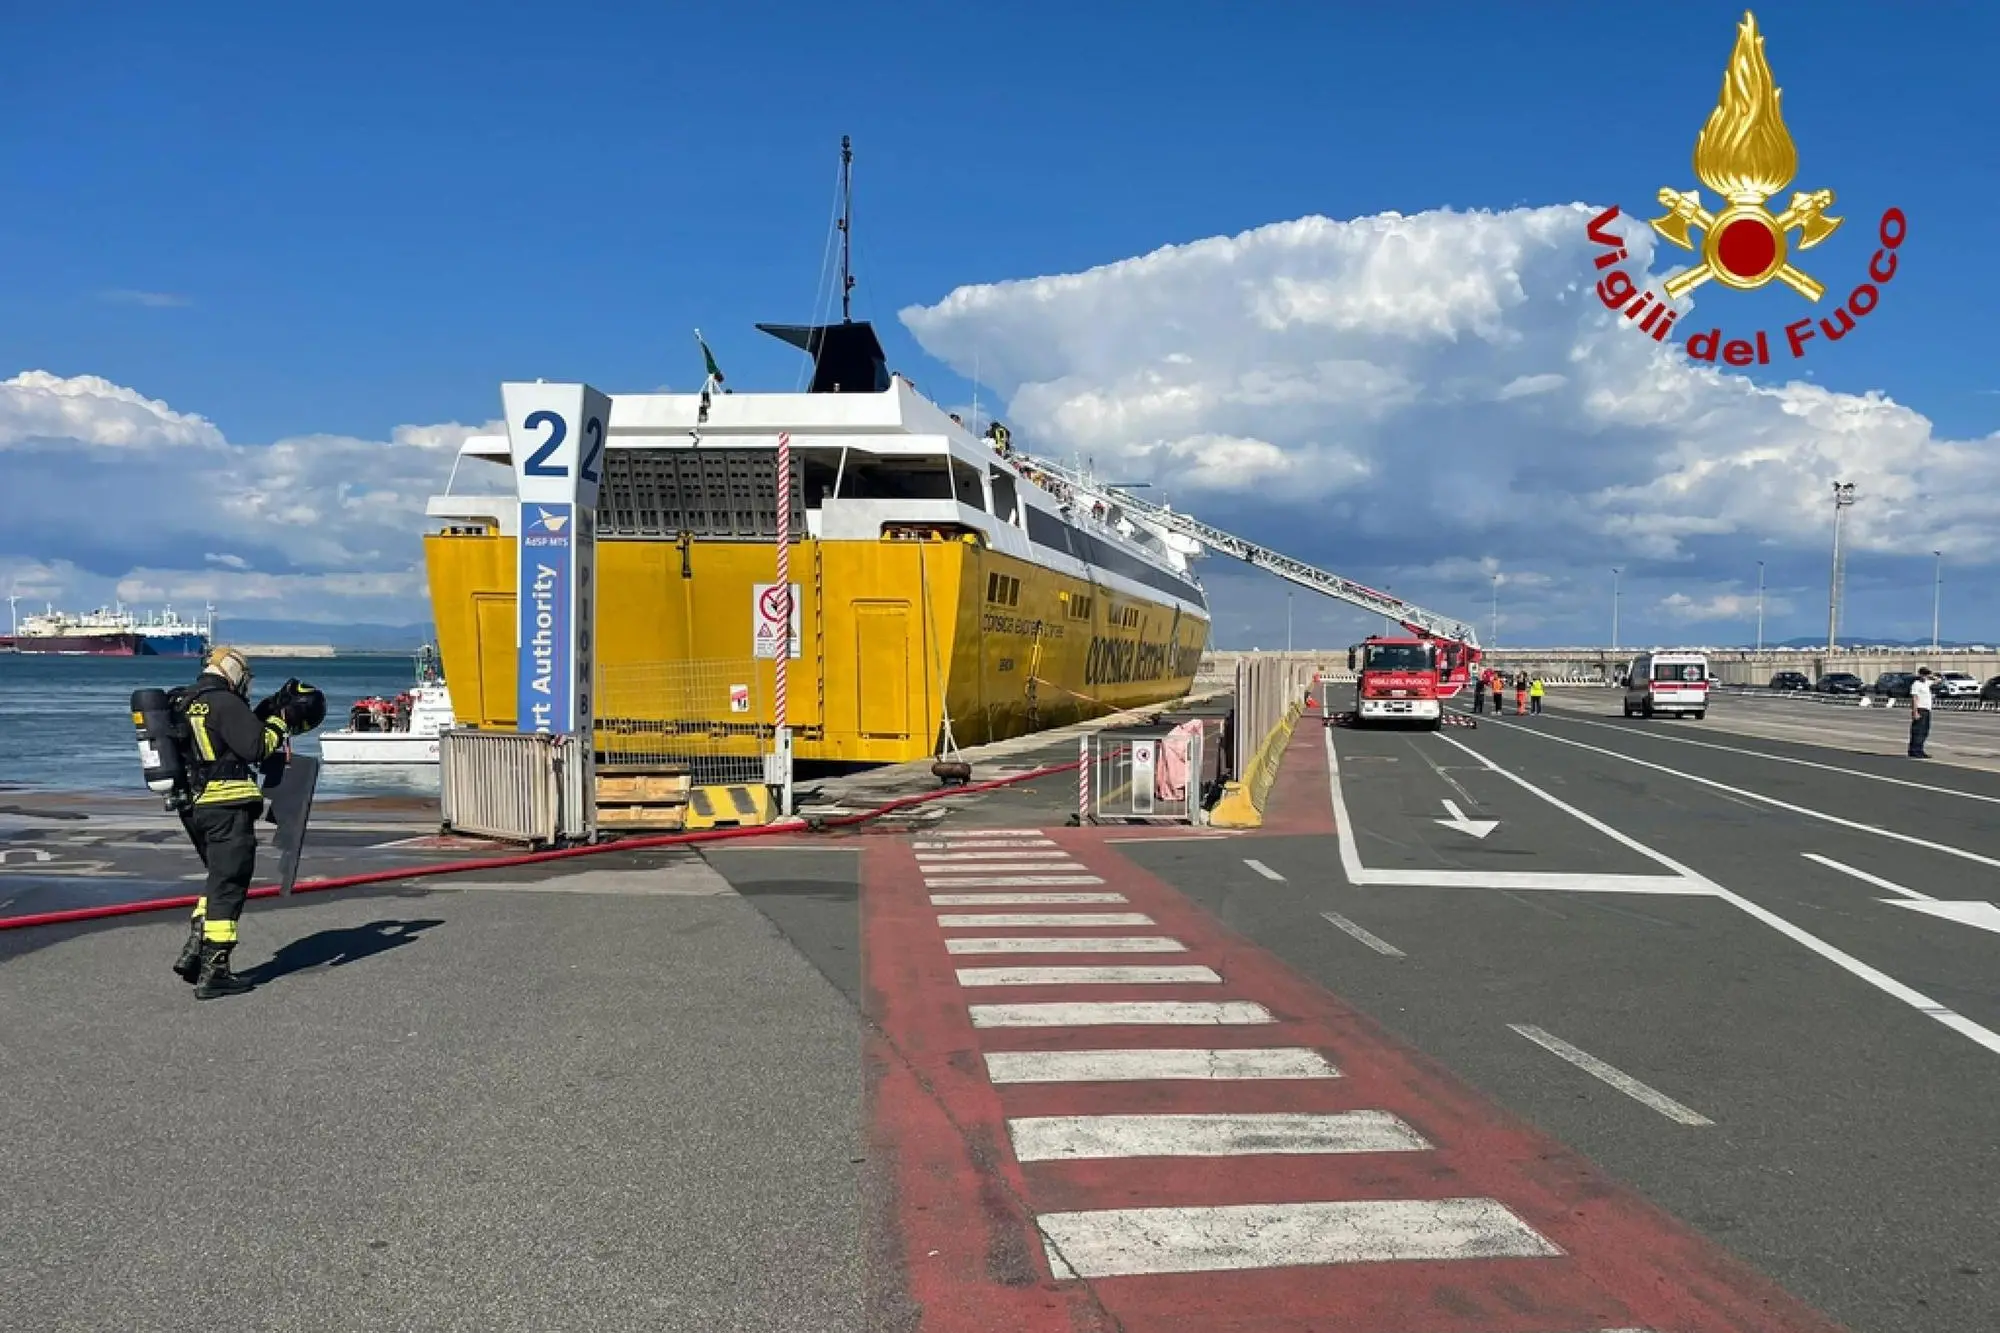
left=901, top=204, right=1991, bottom=644
left=99, top=289, right=193, bottom=309
left=0, top=372, right=495, bottom=629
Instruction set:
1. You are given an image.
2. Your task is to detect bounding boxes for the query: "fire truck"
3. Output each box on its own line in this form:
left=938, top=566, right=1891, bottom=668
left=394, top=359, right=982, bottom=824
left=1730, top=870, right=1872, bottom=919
left=1349, top=635, right=1452, bottom=728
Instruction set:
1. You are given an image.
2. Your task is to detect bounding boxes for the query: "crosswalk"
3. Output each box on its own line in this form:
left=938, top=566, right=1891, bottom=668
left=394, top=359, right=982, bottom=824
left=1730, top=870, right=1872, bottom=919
left=913, top=825, right=1658, bottom=1326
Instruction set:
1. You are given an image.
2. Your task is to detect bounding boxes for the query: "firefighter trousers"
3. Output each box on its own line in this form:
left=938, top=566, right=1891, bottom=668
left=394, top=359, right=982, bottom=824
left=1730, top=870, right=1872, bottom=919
left=184, top=805, right=258, bottom=938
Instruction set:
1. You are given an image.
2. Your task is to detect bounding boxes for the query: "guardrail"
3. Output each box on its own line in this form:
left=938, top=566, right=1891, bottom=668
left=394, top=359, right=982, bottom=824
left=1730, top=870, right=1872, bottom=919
left=439, top=730, right=585, bottom=847
left=1715, top=685, right=2000, bottom=713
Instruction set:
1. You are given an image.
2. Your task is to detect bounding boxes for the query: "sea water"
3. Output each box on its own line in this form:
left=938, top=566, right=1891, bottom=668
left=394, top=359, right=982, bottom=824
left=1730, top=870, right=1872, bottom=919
left=0, top=654, right=441, bottom=799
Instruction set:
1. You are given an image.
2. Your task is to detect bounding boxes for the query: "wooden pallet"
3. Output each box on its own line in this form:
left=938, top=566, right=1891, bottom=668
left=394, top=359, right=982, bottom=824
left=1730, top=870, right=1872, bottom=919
left=595, top=767, right=692, bottom=831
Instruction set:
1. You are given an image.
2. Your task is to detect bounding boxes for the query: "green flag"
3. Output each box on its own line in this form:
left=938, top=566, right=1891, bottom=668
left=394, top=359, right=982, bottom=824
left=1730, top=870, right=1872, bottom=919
left=695, top=329, right=725, bottom=385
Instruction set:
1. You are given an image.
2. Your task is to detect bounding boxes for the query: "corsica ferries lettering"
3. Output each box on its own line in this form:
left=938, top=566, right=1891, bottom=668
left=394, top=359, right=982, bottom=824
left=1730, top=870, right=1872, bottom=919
left=1085, top=636, right=1203, bottom=687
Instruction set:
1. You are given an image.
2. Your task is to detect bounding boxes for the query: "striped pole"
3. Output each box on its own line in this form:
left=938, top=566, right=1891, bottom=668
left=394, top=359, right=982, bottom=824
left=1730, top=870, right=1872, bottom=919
left=1078, top=735, right=1090, bottom=822
left=774, top=431, right=793, bottom=813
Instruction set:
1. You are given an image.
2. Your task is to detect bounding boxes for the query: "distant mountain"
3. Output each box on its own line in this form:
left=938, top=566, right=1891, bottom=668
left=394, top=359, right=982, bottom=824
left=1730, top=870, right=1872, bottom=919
left=211, top=617, right=433, bottom=652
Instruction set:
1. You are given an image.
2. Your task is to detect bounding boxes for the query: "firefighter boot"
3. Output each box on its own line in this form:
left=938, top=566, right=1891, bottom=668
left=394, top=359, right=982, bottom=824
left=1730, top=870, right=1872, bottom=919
left=193, top=940, right=254, bottom=1000
left=172, top=914, right=205, bottom=984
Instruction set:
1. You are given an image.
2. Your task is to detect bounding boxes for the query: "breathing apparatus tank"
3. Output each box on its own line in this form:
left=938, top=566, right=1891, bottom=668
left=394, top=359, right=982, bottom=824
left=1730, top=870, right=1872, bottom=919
left=130, top=687, right=193, bottom=812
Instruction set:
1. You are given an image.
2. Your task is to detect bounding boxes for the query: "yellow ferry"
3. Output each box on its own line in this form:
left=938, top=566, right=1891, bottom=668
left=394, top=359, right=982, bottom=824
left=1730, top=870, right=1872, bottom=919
left=421, top=148, right=1208, bottom=766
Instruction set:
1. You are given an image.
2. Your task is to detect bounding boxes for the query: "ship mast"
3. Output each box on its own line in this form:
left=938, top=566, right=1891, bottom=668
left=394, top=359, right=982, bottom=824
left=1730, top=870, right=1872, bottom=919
left=838, top=134, right=855, bottom=324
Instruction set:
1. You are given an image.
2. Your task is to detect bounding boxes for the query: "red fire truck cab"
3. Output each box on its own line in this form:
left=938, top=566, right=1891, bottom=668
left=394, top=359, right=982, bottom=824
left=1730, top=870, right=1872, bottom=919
left=1348, top=635, right=1450, bottom=728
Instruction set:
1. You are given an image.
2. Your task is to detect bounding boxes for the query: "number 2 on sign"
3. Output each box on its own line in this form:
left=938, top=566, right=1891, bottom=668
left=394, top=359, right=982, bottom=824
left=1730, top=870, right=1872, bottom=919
left=580, top=416, right=603, bottom=485
left=522, top=410, right=567, bottom=477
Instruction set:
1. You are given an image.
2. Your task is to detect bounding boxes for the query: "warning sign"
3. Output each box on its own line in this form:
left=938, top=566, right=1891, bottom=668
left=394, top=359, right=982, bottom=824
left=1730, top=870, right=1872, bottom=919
left=753, top=583, right=803, bottom=660
left=729, top=684, right=750, bottom=713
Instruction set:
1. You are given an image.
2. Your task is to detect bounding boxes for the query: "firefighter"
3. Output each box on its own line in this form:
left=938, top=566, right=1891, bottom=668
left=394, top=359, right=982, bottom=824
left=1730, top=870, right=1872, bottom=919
left=169, top=647, right=326, bottom=999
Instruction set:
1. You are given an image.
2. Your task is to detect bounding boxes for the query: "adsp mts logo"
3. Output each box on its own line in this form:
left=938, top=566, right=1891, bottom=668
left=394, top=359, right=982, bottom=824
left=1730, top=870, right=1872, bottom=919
left=1587, top=10, right=1906, bottom=367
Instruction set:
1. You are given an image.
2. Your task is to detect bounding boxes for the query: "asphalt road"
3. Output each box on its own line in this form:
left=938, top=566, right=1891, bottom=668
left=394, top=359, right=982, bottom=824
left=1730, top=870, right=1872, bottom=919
left=1117, top=686, right=2000, bottom=1333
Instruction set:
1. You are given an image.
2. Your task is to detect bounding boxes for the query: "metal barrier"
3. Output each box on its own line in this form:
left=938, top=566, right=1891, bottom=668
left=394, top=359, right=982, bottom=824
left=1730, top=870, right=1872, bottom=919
left=595, top=657, right=772, bottom=785
left=439, top=729, right=569, bottom=846
left=1082, top=730, right=1204, bottom=825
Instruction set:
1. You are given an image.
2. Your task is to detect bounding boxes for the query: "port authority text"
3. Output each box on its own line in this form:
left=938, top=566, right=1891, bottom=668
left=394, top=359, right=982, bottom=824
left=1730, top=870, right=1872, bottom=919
left=1586, top=204, right=1906, bottom=363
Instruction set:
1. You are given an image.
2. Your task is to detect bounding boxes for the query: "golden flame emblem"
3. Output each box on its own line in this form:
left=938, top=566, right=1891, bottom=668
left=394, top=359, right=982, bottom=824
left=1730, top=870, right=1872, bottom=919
left=1649, top=11, right=1843, bottom=302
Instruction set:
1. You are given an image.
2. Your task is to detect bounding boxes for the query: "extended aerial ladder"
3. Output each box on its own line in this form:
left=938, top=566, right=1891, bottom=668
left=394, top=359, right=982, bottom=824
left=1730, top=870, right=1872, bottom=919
left=1016, top=454, right=1483, bottom=662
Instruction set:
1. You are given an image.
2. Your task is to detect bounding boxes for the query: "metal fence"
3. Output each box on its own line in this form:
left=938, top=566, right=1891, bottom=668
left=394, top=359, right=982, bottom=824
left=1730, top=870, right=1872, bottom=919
left=1233, top=655, right=1318, bottom=778
left=1080, top=730, right=1205, bottom=825
left=439, top=729, right=574, bottom=846
left=594, top=657, right=771, bottom=785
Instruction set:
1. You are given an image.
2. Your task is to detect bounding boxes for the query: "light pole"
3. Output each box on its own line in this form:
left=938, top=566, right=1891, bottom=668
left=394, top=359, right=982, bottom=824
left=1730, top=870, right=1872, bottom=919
left=1490, top=573, right=1500, bottom=648
left=1931, top=550, right=1942, bottom=653
left=1611, top=567, right=1622, bottom=656
left=1826, top=482, right=1857, bottom=653
left=1756, top=561, right=1765, bottom=652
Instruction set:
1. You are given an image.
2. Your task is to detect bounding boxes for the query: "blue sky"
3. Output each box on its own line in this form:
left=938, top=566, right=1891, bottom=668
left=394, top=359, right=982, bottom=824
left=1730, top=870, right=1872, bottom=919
left=4, top=1, right=1997, bottom=646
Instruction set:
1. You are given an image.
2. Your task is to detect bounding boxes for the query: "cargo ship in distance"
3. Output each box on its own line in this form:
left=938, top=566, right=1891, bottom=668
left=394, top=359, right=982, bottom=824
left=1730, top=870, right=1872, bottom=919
left=423, top=146, right=1209, bottom=765
left=1, top=599, right=214, bottom=657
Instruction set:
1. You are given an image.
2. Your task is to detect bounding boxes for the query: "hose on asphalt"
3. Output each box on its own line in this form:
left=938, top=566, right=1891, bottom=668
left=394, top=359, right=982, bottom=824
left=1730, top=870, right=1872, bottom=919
left=0, top=757, right=1085, bottom=933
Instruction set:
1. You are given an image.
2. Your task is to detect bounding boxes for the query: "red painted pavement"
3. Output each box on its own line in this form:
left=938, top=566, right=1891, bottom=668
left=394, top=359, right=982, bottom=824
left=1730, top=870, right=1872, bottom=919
left=864, top=828, right=1853, bottom=1332
left=1255, top=717, right=1337, bottom=836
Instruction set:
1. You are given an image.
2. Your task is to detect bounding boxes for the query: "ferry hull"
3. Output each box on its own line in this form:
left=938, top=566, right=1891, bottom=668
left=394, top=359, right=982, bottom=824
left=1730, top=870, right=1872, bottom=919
left=423, top=532, right=1208, bottom=765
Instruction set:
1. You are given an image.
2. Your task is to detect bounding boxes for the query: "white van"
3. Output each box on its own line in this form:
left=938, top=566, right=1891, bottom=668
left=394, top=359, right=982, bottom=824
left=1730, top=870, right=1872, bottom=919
left=1622, top=650, right=1710, bottom=719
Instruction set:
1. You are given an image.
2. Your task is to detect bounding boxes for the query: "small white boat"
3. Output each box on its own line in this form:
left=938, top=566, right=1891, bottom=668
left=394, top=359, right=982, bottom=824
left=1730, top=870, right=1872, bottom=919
left=318, top=647, right=455, bottom=765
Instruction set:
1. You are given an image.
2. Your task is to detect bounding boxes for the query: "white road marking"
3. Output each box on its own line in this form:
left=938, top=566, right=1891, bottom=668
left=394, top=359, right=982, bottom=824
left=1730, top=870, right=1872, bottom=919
left=1435, top=797, right=1499, bottom=839
left=938, top=912, right=1154, bottom=928
left=983, top=1047, right=1338, bottom=1084
left=968, top=1000, right=1273, bottom=1028
left=0, top=848, right=56, bottom=864
left=920, top=864, right=1090, bottom=876
left=1886, top=898, right=2000, bottom=934
left=1802, top=852, right=1933, bottom=900
left=912, top=839, right=1059, bottom=850
left=1009, top=1110, right=1427, bottom=1161
left=956, top=964, right=1221, bottom=987
left=928, top=891, right=1126, bottom=905
left=946, top=936, right=1187, bottom=954
left=1323, top=728, right=1703, bottom=896
left=919, top=874, right=1106, bottom=888
left=1433, top=733, right=2000, bottom=1059
left=1243, top=858, right=1286, bottom=881
left=1036, top=1197, right=1561, bottom=1279
left=933, top=827, right=1045, bottom=837
left=1104, top=833, right=1241, bottom=843
left=916, top=849, right=1072, bottom=861
left=1508, top=1024, right=1714, bottom=1126
left=1319, top=911, right=1407, bottom=958
left=1544, top=707, right=2000, bottom=808
left=1494, top=721, right=2000, bottom=874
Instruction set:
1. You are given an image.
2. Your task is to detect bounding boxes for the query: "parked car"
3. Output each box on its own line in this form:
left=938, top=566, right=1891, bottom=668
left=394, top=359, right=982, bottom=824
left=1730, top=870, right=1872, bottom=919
left=1935, top=670, right=1980, bottom=697
left=1868, top=672, right=1917, bottom=699
left=1815, top=673, right=1864, bottom=695
left=1768, top=670, right=1812, bottom=691
left=1979, top=675, right=2000, bottom=703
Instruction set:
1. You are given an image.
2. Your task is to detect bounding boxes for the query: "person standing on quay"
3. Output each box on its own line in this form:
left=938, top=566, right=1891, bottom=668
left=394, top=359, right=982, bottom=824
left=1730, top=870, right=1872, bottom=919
left=1530, top=676, right=1546, bottom=715
left=1908, top=666, right=1935, bottom=759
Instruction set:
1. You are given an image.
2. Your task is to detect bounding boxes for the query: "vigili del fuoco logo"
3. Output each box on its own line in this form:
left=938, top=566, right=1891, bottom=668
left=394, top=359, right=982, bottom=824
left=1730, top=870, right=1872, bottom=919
left=1586, top=10, right=1906, bottom=367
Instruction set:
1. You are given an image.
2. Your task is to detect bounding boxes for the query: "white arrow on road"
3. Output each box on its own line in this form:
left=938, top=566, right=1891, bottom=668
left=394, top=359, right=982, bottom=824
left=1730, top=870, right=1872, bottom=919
left=1434, top=799, right=1498, bottom=840
left=1882, top=899, right=2000, bottom=936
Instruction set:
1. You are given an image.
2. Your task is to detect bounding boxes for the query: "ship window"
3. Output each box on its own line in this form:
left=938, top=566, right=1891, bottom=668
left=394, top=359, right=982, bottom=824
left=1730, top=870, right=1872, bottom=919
left=987, top=573, right=1019, bottom=606
left=988, top=468, right=1021, bottom=526
left=841, top=457, right=954, bottom=502
left=1067, top=594, right=1092, bottom=622
left=951, top=459, right=986, bottom=511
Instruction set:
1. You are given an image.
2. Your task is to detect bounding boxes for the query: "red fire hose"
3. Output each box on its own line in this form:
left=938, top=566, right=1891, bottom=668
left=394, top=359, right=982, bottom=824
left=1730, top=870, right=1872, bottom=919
left=0, top=758, right=1084, bottom=933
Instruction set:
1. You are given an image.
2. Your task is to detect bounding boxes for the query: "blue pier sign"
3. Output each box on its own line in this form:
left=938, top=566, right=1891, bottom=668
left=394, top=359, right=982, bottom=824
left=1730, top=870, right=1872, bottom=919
left=504, top=383, right=610, bottom=739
